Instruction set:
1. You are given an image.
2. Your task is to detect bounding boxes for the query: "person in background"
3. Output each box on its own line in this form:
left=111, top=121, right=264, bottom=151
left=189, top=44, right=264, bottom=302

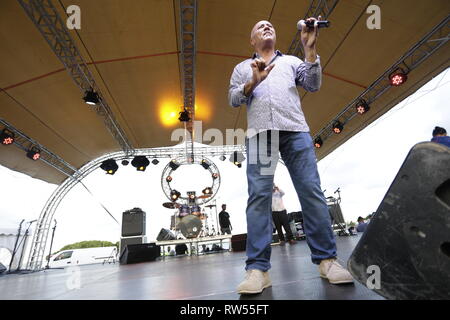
left=356, top=217, right=368, bottom=233
left=219, top=204, right=232, bottom=235
left=431, top=126, right=450, bottom=148
left=272, top=184, right=296, bottom=246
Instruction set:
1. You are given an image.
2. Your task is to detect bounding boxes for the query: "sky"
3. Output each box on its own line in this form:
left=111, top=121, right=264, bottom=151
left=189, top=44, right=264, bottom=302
left=0, top=67, right=449, bottom=264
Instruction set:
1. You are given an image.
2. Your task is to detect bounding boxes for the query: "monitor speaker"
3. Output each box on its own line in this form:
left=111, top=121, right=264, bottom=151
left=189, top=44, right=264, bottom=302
left=348, top=142, right=450, bottom=300
left=119, top=243, right=161, bottom=265
left=0, top=262, right=6, bottom=274
left=122, top=208, right=146, bottom=237
left=157, top=228, right=176, bottom=241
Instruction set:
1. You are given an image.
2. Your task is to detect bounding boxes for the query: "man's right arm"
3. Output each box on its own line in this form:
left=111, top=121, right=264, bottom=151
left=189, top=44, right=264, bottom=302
left=228, top=64, right=251, bottom=107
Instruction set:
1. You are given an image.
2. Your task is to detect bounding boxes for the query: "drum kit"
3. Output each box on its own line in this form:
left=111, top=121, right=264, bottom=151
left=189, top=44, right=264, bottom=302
left=163, top=201, right=217, bottom=239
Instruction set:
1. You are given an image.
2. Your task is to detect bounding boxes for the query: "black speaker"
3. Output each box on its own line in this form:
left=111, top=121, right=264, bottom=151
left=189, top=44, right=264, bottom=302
left=157, top=228, right=176, bottom=241
left=119, top=243, right=161, bottom=265
left=120, top=236, right=146, bottom=256
left=122, top=208, right=146, bottom=237
left=348, top=142, right=450, bottom=300
left=231, top=233, right=247, bottom=252
left=0, top=262, right=6, bottom=274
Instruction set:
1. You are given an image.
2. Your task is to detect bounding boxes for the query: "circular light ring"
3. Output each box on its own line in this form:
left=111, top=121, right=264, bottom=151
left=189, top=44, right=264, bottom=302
left=160, top=156, right=221, bottom=205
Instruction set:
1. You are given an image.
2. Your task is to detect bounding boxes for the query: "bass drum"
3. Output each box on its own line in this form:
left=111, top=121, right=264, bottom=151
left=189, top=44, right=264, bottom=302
left=179, top=215, right=203, bottom=239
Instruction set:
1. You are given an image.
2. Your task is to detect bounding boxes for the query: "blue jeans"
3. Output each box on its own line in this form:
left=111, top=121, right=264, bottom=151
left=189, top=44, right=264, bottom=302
left=245, top=130, right=337, bottom=271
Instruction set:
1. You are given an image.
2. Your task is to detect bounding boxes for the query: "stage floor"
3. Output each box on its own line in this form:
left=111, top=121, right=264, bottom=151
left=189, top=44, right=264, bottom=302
left=0, top=234, right=384, bottom=300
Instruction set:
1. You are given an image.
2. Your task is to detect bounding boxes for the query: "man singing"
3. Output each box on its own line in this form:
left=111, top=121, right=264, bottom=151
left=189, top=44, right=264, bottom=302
left=228, top=17, right=353, bottom=295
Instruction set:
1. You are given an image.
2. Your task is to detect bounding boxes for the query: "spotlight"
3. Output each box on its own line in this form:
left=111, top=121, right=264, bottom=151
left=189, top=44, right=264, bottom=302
left=355, top=100, right=370, bottom=115
left=219, top=155, right=226, bottom=161
left=178, top=109, right=190, bottom=122
left=100, top=159, right=118, bottom=175
left=389, top=69, right=407, bottom=86
left=212, top=173, right=219, bottom=179
left=131, top=156, right=150, bottom=172
left=189, top=193, right=196, bottom=200
left=121, top=160, right=129, bottom=166
left=314, top=137, right=323, bottom=148
left=152, top=159, right=159, bottom=165
left=202, top=187, right=212, bottom=195
left=200, top=159, right=210, bottom=169
left=83, top=89, right=100, bottom=105
left=166, top=176, right=172, bottom=183
left=1, top=129, right=15, bottom=145
left=169, top=159, right=180, bottom=171
left=26, top=147, right=41, bottom=161
left=332, top=121, right=344, bottom=134
left=170, top=189, right=181, bottom=201
left=230, top=151, right=245, bottom=167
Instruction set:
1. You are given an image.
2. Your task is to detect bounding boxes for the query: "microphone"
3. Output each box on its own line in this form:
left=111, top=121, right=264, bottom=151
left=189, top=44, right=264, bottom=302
left=297, top=19, right=330, bottom=31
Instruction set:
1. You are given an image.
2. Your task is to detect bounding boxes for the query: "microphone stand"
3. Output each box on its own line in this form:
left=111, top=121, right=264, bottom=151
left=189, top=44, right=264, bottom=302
left=45, top=219, right=57, bottom=269
left=8, top=220, right=24, bottom=273
left=16, top=220, right=36, bottom=272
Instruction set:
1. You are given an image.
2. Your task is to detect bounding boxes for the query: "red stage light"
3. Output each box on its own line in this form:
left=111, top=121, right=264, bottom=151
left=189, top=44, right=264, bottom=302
left=26, top=147, right=41, bottom=161
left=356, top=100, right=370, bottom=115
left=389, top=70, right=407, bottom=86
left=1, top=129, right=15, bottom=145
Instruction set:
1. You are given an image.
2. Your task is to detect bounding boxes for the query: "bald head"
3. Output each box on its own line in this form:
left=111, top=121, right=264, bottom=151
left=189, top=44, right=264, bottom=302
left=250, top=20, right=276, bottom=49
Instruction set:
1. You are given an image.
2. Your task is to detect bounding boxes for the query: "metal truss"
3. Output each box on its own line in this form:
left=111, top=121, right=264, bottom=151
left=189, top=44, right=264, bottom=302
left=0, top=118, right=80, bottom=179
left=313, top=15, right=450, bottom=146
left=179, top=0, right=198, bottom=159
left=287, top=0, right=339, bottom=57
left=26, top=143, right=245, bottom=270
left=17, top=0, right=133, bottom=155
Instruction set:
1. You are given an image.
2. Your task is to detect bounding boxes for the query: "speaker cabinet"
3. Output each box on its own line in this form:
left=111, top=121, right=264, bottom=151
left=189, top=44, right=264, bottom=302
left=348, top=142, right=450, bottom=300
left=121, top=208, right=146, bottom=237
left=119, top=243, right=161, bottom=265
left=231, top=233, right=247, bottom=252
left=120, top=236, right=146, bottom=256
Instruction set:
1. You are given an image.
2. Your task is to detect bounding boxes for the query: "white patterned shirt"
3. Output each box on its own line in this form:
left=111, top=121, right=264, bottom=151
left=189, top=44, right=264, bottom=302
left=228, top=50, right=322, bottom=138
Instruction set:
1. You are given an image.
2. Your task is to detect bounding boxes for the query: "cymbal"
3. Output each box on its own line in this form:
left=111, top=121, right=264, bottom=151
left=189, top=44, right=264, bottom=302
left=205, top=204, right=216, bottom=208
left=198, top=194, right=211, bottom=199
left=163, top=202, right=176, bottom=209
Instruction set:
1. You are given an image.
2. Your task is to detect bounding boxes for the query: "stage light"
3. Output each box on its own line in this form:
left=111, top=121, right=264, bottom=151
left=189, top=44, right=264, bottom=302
left=356, top=100, right=370, bottom=115
left=121, top=160, right=129, bottom=166
left=170, top=189, right=181, bottom=201
left=100, top=159, right=118, bottom=175
left=166, top=176, right=172, bottom=182
left=200, top=159, right=210, bottom=169
left=152, top=159, right=159, bottom=165
left=83, top=89, right=100, bottom=105
left=230, top=151, right=245, bottom=167
left=212, top=173, right=219, bottom=179
left=389, top=69, right=407, bottom=86
left=219, top=155, right=226, bottom=161
left=178, top=109, right=190, bottom=122
left=314, top=137, right=323, bottom=148
left=189, top=193, right=196, bottom=200
left=332, top=121, right=344, bottom=134
left=202, top=187, right=212, bottom=195
left=26, top=147, right=41, bottom=161
left=169, top=159, right=180, bottom=171
left=1, top=129, right=15, bottom=145
left=131, top=156, right=150, bottom=172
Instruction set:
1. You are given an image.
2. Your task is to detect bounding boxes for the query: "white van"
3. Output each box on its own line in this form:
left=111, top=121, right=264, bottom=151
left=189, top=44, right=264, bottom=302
left=48, top=246, right=118, bottom=268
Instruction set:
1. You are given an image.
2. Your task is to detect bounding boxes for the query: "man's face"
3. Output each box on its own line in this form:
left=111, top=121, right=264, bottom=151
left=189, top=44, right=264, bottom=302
left=222, top=205, right=226, bottom=210
left=251, top=20, right=276, bottom=48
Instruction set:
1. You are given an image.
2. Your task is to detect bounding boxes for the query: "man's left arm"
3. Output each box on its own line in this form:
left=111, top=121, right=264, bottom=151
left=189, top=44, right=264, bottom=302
left=295, top=16, right=322, bottom=92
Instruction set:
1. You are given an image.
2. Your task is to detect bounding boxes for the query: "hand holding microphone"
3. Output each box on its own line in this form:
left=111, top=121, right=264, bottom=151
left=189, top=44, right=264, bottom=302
left=297, top=16, right=328, bottom=52
left=297, top=18, right=330, bottom=31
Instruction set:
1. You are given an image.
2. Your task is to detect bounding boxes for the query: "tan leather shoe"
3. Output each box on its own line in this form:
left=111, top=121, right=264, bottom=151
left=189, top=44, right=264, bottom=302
left=319, top=258, right=354, bottom=284
left=237, top=269, right=272, bottom=294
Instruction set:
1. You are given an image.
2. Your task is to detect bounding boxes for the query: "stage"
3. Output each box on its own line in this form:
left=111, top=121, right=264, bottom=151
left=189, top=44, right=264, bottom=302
left=0, top=234, right=383, bottom=300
